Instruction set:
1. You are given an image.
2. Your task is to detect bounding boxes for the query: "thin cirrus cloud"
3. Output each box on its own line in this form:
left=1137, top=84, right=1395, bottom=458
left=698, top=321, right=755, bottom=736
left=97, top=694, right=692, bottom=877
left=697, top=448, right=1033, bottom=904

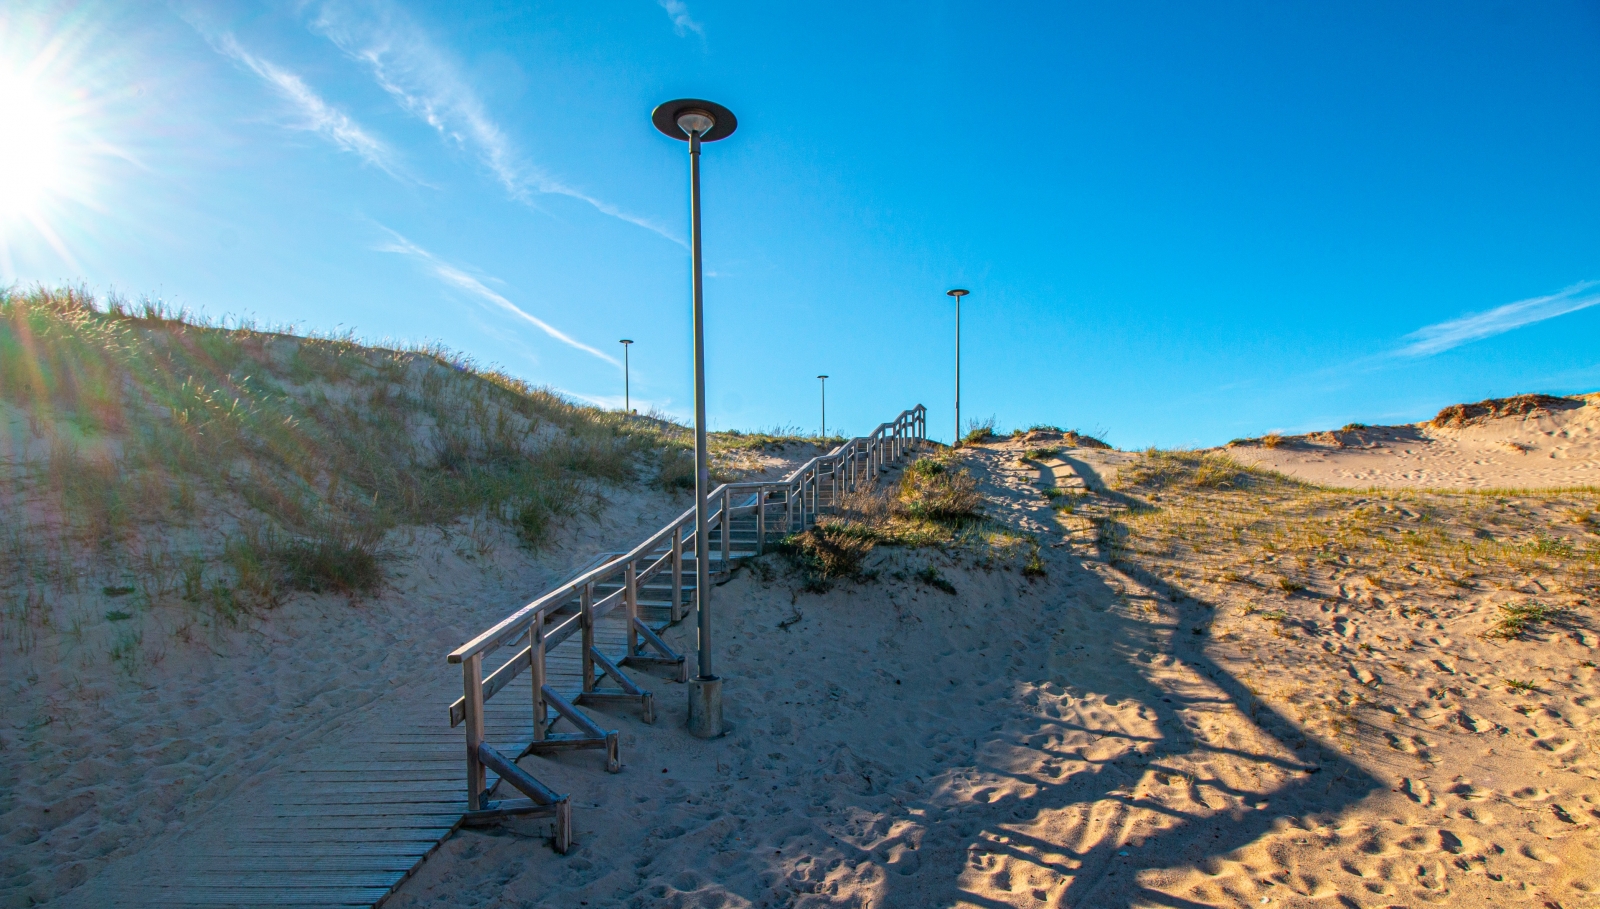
left=308, top=0, right=684, bottom=245
left=658, top=0, right=705, bottom=37
left=375, top=228, right=619, bottom=367
left=1397, top=280, right=1600, bottom=357
left=209, top=32, right=402, bottom=179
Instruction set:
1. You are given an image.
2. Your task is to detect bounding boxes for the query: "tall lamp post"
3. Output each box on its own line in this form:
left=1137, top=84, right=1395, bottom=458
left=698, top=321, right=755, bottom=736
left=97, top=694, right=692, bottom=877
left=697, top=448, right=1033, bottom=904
left=653, top=97, right=737, bottom=739
left=946, top=288, right=969, bottom=445
left=619, top=339, right=633, bottom=414
left=817, top=375, right=829, bottom=439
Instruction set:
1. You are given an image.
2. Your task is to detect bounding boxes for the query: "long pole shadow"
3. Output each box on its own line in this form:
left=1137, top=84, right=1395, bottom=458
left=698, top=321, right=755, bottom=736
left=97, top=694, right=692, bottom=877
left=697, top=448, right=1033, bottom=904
left=884, top=551, right=1383, bottom=909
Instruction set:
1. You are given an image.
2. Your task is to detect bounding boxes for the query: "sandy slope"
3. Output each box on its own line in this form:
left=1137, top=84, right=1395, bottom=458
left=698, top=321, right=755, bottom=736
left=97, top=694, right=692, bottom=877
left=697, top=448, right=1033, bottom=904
left=1, top=424, right=843, bottom=909
left=385, top=440, right=1600, bottom=908
left=0, top=482, right=707, bottom=907
left=1230, top=394, right=1600, bottom=489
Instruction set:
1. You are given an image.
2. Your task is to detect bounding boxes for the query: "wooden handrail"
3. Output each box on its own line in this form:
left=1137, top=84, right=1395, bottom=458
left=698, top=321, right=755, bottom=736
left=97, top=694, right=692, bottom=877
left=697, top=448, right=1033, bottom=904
left=447, top=404, right=926, bottom=665
left=442, top=403, right=924, bottom=842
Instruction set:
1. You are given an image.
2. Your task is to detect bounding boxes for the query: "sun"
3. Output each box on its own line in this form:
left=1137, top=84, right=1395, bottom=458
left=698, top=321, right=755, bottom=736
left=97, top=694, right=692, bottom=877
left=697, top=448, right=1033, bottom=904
left=0, top=71, right=71, bottom=222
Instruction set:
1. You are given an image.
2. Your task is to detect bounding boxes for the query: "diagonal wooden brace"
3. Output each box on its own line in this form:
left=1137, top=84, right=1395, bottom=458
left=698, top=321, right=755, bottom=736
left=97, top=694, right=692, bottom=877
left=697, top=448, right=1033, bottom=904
left=622, top=617, right=687, bottom=683
left=528, top=685, right=621, bottom=772
left=466, top=743, right=573, bottom=853
left=579, top=646, right=656, bottom=724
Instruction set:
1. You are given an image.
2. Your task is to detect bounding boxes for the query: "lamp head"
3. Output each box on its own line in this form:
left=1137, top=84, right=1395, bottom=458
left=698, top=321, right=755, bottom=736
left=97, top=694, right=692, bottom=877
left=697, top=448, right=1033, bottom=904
left=677, top=110, right=714, bottom=136
left=620, top=339, right=633, bottom=345
left=818, top=374, right=828, bottom=380
left=947, top=288, right=969, bottom=299
left=652, top=99, right=738, bottom=142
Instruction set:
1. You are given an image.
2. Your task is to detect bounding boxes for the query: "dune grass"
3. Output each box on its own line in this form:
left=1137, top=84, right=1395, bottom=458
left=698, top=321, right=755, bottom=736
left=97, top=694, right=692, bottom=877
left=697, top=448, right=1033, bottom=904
left=778, top=449, right=1042, bottom=589
left=1061, top=448, right=1599, bottom=750
left=0, top=286, right=695, bottom=648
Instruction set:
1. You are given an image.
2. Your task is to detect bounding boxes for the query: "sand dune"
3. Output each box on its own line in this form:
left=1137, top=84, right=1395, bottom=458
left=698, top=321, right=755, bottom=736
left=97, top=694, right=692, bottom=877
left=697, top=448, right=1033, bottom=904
left=1229, top=393, right=1600, bottom=489
left=9, top=386, right=1597, bottom=908
left=387, top=429, right=1599, bottom=908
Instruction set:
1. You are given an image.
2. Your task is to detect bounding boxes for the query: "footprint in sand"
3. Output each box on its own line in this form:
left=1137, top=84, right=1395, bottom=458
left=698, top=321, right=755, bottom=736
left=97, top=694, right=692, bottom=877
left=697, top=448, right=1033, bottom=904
left=1400, top=777, right=1436, bottom=807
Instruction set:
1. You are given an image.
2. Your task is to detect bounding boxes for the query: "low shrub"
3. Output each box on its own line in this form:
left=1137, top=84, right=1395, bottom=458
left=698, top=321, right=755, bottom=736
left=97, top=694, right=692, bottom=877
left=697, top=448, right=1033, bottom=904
left=273, top=537, right=382, bottom=595
left=778, top=521, right=878, bottom=591
left=899, top=456, right=983, bottom=521
left=1488, top=602, right=1562, bottom=640
left=915, top=564, right=956, bottom=594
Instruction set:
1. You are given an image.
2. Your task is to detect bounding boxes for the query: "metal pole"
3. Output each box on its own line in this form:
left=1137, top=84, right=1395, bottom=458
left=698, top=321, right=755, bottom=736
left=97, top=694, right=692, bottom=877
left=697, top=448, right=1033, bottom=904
left=624, top=342, right=630, bottom=413
left=689, top=129, right=713, bottom=684
left=818, top=375, right=827, bottom=439
left=955, top=294, right=961, bottom=445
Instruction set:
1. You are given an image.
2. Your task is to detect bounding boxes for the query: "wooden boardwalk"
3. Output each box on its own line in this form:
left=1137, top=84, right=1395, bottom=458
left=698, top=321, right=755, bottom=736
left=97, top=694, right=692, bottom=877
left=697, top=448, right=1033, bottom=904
left=54, top=597, right=655, bottom=908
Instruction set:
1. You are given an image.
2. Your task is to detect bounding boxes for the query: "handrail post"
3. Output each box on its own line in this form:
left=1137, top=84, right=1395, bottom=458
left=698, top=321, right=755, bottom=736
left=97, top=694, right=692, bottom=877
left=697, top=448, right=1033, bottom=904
left=581, top=583, right=595, bottom=693
left=756, top=487, right=766, bottom=555
left=625, top=559, right=640, bottom=657
left=720, top=487, right=730, bottom=568
left=806, top=465, right=815, bottom=524
left=671, top=525, right=684, bottom=623
left=463, top=654, right=486, bottom=811
left=531, top=615, right=547, bottom=743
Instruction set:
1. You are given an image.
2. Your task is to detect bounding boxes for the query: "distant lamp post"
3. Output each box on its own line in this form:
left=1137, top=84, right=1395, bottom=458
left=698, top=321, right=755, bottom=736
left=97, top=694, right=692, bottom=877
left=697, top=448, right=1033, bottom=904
left=653, top=97, right=737, bottom=739
left=619, top=339, right=633, bottom=414
left=946, top=289, right=969, bottom=444
left=817, top=375, right=829, bottom=439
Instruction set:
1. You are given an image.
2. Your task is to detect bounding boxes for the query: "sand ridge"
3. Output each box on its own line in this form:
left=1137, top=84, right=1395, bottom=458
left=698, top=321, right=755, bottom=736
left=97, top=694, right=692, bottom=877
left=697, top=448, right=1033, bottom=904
left=1228, top=393, right=1600, bottom=490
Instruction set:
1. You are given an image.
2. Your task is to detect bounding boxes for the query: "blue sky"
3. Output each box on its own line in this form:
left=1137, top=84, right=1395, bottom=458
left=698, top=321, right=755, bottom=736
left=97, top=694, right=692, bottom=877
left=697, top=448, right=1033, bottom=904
left=2, top=1, right=1597, bottom=447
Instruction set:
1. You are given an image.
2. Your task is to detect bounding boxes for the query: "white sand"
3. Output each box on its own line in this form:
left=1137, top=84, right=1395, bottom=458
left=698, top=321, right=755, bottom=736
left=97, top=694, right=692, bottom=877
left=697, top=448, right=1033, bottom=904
left=10, top=414, right=1598, bottom=908
left=0, top=437, right=847, bottom=908
left=1230, top=394, right=1600, bottom=489
left=384, top=432, right=1600, bottom=908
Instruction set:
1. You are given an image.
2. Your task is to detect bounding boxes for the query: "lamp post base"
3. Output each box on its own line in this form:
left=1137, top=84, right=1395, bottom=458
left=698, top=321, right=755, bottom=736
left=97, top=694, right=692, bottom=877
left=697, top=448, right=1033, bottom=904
left=686, top=676, right=723, bottom=739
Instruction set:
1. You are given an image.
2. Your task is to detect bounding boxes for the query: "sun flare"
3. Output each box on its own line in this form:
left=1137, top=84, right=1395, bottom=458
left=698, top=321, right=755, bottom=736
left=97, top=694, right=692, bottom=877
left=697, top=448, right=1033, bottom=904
left=0, top=72, right=71, bottom=222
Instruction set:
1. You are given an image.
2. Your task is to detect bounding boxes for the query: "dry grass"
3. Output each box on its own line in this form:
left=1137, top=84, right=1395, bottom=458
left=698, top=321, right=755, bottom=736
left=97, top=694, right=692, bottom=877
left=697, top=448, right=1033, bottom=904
left=960, top=416, right=999, bottom=446
left=897, top=454, right=985, bottom=521
left=1066, top=448, right=1600, bottom=753
left=0, top=286, right=694, bottom=649
left=1431, top=393, right=1577, bottom=428
left=777, top=450, right=1035, bottom=588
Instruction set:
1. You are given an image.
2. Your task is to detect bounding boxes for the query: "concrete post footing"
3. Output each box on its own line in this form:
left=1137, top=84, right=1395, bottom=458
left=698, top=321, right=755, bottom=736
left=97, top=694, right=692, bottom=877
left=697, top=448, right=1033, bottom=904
left=686, top=676, right=723, bottom=739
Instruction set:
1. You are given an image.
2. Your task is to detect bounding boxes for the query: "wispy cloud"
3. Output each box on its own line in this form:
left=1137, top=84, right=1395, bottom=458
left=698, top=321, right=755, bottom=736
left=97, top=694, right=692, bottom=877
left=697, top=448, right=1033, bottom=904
left=209, top=32, right=401, bottom=177
left=658, top=0, right=704, bottom=37
left=1398, top=280, right=1600, bottom=357
left=308, top=0, right=683, bottom=244
left=376, top=228, right=618, bottom=366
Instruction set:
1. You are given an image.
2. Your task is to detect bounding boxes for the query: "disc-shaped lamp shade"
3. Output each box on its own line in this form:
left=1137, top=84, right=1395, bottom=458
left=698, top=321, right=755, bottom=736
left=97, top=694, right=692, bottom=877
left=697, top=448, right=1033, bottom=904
left=947, top=289, right=969, bottom=298
left=620, top=339, right=633, bottom=345
left=652, top=99, right=738, bottom=142
left=818, top=375, right=828, bottom=379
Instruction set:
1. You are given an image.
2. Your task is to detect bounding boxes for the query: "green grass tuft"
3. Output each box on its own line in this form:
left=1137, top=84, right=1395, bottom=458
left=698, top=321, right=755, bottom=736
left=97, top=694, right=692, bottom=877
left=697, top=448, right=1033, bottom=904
left=1488, top=602, right=1563, bottom=640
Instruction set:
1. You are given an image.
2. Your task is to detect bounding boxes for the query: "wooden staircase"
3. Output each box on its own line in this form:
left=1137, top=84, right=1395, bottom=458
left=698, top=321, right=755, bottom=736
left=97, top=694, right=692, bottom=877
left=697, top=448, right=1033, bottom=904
left=445, top=405, right=928, bottom=852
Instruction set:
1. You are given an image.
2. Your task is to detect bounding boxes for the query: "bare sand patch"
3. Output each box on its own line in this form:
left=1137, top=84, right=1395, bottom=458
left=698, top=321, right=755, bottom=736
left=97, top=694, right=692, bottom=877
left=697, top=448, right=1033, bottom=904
left=1228, top=393, right=1600, bottom=490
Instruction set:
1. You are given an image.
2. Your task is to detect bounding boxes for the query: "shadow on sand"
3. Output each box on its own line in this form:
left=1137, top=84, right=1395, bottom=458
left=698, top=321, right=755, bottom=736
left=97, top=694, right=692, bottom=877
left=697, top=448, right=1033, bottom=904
left=890, top=550, right=1383, bottom=908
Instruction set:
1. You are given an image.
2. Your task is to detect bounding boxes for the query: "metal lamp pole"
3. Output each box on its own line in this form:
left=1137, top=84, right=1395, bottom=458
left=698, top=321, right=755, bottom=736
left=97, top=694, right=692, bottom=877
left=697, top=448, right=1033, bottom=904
left=620, top=339, right=633, bottom=414
left=653, top=98, right=737, bottom=739
left=817, top=375, right=828, bottom=439
left=947, top=289, right=969, bottom=444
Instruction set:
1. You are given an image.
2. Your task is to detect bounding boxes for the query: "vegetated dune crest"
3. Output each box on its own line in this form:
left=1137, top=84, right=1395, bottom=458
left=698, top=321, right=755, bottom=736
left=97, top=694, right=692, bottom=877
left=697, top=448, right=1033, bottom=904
left=1226, top=392, right=1600, bottom=490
